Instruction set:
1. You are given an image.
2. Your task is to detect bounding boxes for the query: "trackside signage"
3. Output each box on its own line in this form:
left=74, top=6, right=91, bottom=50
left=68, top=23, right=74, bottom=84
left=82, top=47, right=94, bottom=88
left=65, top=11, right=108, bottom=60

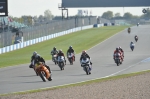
left=0, top=0, right=8, bottom=16
left=62, top=0, right=150, bottom=7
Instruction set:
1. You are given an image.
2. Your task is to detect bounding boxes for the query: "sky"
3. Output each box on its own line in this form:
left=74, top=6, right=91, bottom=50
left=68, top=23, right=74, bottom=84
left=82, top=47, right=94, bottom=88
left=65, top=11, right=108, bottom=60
left=7, top=0, right=148, bottom=17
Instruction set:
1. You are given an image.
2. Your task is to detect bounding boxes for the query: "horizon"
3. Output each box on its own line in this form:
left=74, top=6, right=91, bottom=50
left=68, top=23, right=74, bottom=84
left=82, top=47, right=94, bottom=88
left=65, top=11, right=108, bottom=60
left=7, top=0, right=147, bottom=17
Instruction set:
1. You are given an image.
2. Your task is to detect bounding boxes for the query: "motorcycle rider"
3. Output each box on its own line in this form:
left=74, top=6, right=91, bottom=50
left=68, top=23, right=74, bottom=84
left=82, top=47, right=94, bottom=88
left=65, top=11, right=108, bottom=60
left=128, top=27, right=131, bottom=33
left=51, top=47, right=59, bottom=62
left=114, top=47, right=123, bottom=61
left=57, top=49, right=66, bottom=65
left=66, top=46, right=75, bottom=61
left=30, top=51, right=51, bottom=73
left=134, top=35, right=138, bottom=41
left=130, top=41, right=135, bottom=49
left=80, top=50, right=92, bottom=74
left=118, top=46, right=124, bottom=58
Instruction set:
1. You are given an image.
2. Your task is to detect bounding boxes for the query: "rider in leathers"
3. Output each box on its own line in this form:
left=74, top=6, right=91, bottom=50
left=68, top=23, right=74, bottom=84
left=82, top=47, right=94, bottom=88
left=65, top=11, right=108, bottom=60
left=51, top=47, right=58, bottom=55
left=66, top=46, right=75, bottom=61
left=114, top=48, right=123, bottom=61
left=80, top=50, right=92, bottom=64
left=51, top=47, right=59, bottom=62
left=118, top=46, right=124, bottom=58
left=80, top=50, right=92, bottom=74
left=30, top=51, right=51, bottom=73
left=57, top=49, right=66, bottom=65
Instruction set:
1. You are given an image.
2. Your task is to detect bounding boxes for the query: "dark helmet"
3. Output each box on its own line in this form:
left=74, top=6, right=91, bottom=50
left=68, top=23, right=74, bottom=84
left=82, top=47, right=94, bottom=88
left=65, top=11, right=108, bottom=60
left=59, top=49, right=62, bottom=53
left=131, top=41, right=133, bottom=44
left=35, top=54, right=40, bottom=58
left=69, top=46, right=72, bottom=49
left=82, top=50, right=86, bottom=55
left=53, top=47, right=56, bottom=50
left=33, top=51, right=37, bottom=56
left=116, top=47, right=119, bottom=51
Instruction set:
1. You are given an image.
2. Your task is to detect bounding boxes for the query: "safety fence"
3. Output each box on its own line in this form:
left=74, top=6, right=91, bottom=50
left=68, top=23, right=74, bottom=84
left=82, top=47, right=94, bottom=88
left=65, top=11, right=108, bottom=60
left=0, top=24, right=104, bottom=54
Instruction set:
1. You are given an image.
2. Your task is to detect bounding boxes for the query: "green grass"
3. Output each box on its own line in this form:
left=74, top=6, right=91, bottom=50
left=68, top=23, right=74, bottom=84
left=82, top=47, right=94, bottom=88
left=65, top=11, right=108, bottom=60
left=1, top=69, right=150, bottom=96
left=0, top=26, right=128, bottom=68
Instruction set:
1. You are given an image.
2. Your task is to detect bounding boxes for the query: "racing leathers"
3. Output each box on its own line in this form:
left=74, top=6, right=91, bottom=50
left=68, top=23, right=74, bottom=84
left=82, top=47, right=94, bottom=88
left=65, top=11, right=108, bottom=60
left=80, top=53, right=92, bottom=65
left=114, top=50, right=123, bottom=61
left=67, top=48, right=75, bottom=61
left=57, top=52, right=66, bottom=65
left=34, top=54, right=51, bottom=73
left=51, top=49, right=58, bottom=62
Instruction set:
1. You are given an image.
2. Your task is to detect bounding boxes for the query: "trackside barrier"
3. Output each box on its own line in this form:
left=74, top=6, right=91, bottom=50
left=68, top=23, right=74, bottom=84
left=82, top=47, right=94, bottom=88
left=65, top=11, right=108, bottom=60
left=0, top=24, right=104, bottom=54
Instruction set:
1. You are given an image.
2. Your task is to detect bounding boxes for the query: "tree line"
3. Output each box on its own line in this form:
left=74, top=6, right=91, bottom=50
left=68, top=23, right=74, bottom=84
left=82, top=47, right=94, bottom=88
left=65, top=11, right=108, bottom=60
left=8, top=9, right=150, bottom=26
left=101, top=10, right=150, bottom=20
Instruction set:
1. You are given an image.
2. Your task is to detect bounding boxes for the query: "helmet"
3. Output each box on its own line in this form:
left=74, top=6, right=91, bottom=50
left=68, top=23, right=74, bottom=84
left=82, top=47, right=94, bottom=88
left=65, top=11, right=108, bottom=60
left=59, top=49, right=62, bottom=53
left=116, top=47, right=119, bottom=51
left=53, top=47, right=56, bottom=50
left=35, top=54, right=40, bottom=58
left=69, top=46, right=72, bottom=49
left=118, top=46, right=121, bottom=49
left=82, top=50, right=86, bottom=55
left=131, top=41, right=133, bottom=44
left=33, top=51, right=37, bottom=56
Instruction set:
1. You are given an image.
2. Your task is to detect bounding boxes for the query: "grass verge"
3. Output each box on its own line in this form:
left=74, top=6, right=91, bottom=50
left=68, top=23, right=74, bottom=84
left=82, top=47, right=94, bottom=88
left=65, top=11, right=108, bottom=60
left=0, top=26, right=128, bottom=68
left=1, top=69, right=150, bottom=96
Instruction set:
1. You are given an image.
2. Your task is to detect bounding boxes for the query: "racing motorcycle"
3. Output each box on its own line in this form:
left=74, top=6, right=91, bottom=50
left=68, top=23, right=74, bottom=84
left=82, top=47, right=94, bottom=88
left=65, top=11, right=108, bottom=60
left=130, top=44, right=135, bottom=51
left=81, top=56, right=91, bottom=75
left=135, top=36, right=138, bottom=42
left=114, top=52, right=122, bottom=66
left=29, top=60, right=38, bottom=76
left=128, top=28, right=131, bottom=33
left=67, top=53, right=74, bottom=65
left=35, top=62, right=52, bottom=82
left=52, top=54, right=57, bottom=65
left=57, top=56, right=65, bottom=70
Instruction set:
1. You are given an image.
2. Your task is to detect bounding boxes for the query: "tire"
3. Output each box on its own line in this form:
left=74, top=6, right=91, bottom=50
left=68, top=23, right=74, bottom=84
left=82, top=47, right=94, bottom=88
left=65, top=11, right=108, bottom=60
left=69, top=58, right=73, bottom=65
left=39, top=72, right=46, bottom=82
left=59, top=62, right=64, bottom=70
left=116, top=60, right=119, bottom=66
left=85, top=66, right=89, bottom=75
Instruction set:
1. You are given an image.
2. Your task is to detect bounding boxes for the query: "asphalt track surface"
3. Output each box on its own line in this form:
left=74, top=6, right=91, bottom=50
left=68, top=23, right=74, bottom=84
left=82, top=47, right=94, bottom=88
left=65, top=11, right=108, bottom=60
left=0, top=25, right=150, bottom=94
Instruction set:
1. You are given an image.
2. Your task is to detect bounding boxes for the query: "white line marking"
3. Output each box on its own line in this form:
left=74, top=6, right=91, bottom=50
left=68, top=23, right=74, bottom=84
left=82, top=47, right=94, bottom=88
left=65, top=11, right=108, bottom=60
left=2, top=58, right=148, bottom=95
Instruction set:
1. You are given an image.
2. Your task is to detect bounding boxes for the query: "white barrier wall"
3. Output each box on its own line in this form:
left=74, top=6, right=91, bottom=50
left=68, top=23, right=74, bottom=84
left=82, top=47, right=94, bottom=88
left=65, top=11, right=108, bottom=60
left=0, top=24, right=104, bottom=54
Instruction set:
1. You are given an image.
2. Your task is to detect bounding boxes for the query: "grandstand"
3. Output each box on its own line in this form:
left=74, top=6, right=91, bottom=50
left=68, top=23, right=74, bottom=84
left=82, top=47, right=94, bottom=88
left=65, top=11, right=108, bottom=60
left=0, top=17, right=28, bottom=33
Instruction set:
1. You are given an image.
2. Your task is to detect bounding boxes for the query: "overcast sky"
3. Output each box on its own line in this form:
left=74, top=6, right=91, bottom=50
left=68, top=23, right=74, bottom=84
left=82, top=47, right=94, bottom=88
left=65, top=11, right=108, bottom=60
left=8, top=0, right=147, bottom=17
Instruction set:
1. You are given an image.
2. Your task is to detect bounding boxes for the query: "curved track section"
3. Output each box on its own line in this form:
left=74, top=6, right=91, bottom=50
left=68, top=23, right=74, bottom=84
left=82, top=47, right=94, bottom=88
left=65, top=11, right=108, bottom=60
left=1, top=25, right=150, bottom=94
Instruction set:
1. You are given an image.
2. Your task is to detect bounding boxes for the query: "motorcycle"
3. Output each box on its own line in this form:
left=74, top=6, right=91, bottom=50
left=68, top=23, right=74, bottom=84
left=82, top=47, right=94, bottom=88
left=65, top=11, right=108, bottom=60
left=52, top=54, right=57, bottom=65
left=29, top=60, right=38, bottom=76
left=67, top=53, right=74, bottom=65
left=81, top=57, right=91, bottom=75
left=135, top=36, right=138, bottom=42
left=130, top=44, right=135, bottom=51
left=114, top=52, right=122, bottom=66
left=35, top=62, right=52, bottom=82
left=57, top=56, right=65, bottom=70
left=128, top=28, right=131, bottom=33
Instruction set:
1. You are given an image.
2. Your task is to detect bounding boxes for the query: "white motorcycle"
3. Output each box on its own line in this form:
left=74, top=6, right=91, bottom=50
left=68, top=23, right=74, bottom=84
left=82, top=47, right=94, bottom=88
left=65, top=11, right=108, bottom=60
left=81, top=57, right=92, bottom=75
left=57, top=56, right=65, bottom=70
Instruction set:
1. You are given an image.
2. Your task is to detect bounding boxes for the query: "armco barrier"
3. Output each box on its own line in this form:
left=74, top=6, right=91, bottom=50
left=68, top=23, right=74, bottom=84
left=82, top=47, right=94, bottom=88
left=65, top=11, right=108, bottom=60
left=0, top=24, right=104, bottom=54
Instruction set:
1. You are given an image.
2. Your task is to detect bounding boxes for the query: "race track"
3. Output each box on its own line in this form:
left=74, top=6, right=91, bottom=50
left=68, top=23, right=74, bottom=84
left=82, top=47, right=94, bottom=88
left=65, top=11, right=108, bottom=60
left=0, top=25, right=150, bottom=94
